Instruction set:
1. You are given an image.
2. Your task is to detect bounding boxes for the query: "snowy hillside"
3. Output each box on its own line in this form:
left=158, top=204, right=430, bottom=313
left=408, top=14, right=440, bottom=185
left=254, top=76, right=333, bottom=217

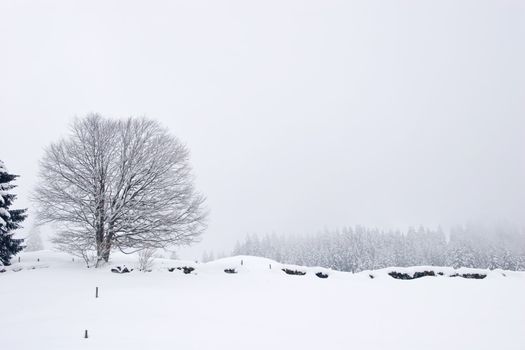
left=1, top=251, right=525, bottom=350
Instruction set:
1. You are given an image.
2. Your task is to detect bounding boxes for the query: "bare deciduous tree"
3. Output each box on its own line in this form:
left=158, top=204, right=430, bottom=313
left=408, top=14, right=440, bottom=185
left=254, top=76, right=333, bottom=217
left=33, top=114, right=207, bottom=266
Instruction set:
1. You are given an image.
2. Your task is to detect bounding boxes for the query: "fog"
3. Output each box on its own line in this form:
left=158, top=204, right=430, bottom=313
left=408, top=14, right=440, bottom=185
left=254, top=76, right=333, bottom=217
left=1, top=0, right=524, bottom=258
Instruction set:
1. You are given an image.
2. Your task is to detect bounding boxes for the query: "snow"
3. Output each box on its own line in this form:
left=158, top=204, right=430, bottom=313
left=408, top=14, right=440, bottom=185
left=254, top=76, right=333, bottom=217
left=0, top=207, right=10, bottom=229
left=0, top=207, right=11, bottom=218
left=1, top=251, right=524, bottom=350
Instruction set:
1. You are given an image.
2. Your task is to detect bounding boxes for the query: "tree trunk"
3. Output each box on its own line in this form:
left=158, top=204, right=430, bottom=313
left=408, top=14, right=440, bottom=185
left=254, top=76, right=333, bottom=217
left=95, top=179, right=106, bottom=266
left=103, top=236, right=111, bottom=262
left=102, top=223, right=115, bottom=263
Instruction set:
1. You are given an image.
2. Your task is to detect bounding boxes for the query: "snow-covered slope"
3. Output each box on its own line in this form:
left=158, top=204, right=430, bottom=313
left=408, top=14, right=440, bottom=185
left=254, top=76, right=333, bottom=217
left=1, top=250, right=524, bottom=350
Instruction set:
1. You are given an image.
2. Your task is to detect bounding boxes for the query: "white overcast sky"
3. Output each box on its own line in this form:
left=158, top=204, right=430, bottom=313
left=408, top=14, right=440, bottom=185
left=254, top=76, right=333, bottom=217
left=1, top=0, right=524, bottom=258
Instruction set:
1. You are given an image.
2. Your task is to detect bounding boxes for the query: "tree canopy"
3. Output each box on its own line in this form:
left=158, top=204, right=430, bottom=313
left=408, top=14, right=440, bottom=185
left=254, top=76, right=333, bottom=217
left=34, top=114, right=207, bottom=266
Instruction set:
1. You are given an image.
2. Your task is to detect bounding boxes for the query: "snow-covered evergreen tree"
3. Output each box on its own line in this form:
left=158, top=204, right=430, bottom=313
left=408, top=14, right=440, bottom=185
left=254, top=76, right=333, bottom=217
left=0, top=160, right=27, bottom=265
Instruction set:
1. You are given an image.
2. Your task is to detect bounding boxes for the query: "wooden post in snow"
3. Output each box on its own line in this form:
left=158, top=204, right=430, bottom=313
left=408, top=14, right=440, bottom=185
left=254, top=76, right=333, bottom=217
left=95, top=287, right=99, bottom=298
left=84, top=330, right=88, bottom=338
left=241, top=259, right=243, bottom=266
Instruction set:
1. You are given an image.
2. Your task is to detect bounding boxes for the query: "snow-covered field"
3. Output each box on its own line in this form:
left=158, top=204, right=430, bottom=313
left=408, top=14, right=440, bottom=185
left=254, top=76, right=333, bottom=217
left=2, top=251, right=524, bottom=350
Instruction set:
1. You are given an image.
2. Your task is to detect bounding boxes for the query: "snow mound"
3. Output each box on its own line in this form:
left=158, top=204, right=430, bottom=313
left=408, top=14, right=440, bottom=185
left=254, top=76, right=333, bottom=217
left=1, top=251, right=515, bottom=282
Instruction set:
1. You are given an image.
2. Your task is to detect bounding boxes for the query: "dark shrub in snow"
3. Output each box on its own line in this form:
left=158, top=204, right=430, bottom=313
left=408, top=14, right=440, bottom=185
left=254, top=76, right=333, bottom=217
left=450, top=273, right=486, bottom=279
left=462, top=273, right=486, bottom=279
left=178, top=266, right=195, bottom=274
left=389, top=269, right=488, bottom=280
left=111, top=266, right=133, bottom=274
left=413, top=271, right=436, bottom=278
left=224, top=268, right=237, bottom=274
left=167, top=266, right=195, bottom=274
left=315, top=272, right=329, bottom=279
left=389, top=270, right=436, bottom=280
left=282, top=268, right=306, bottom=275
left=388, top=271, right=413, bottom=280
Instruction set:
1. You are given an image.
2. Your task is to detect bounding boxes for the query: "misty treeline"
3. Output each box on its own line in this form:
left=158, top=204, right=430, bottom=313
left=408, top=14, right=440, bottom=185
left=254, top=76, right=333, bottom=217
left=232, top=224, right=525, bottom=272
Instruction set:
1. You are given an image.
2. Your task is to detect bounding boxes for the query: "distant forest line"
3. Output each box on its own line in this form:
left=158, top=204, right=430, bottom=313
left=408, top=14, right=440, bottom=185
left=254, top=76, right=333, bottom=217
left=227, top=224, right=525, bottom=272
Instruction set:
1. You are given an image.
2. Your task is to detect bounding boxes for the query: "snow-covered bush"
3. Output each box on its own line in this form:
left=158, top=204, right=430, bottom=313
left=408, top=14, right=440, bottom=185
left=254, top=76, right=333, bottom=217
left=282, top=268, right=306, bottom=275
left=171, top=266, right=195, bottom=274
left=167, top=266, right=195, bottom=274
left=385, top=268, right=487, bottom=280
left=111, top=266, right=133, bottom=273
left=138, top=248, right=156, bottom=272
left=315, top=272, right=329, bottom=279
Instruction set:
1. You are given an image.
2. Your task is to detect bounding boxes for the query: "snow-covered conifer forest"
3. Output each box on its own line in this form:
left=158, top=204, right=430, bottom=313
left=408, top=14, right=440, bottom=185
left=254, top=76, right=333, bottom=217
left=233, top=224, right=525, bottom=272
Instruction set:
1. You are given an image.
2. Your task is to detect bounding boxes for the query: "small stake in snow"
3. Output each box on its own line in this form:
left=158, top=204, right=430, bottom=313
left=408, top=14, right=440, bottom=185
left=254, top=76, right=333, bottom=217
left=269, top=264, right=272, bottom=269
left=18, top=257, right=20, bottom=263
left=37, top=258, right=40, bottom=262
left=241, top=259, right=243, bottom=266
left=95, top=287, right=99, bottom=298
left=84, top=330, right=88, bottom=339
